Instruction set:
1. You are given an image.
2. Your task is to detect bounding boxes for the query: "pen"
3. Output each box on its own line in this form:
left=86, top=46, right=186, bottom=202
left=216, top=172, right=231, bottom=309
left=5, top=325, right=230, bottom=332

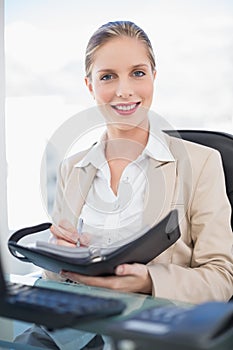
left=77, top=217, right=83, bottom=247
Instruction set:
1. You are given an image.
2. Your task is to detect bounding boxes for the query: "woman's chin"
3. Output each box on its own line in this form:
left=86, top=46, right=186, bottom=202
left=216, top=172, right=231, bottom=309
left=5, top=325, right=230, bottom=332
left=99, top=104, right=149, bottom=130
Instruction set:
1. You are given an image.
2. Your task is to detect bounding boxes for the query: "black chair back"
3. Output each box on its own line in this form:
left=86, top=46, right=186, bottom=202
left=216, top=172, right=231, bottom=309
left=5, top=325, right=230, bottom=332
left=166, top=130, right=233, bottom=230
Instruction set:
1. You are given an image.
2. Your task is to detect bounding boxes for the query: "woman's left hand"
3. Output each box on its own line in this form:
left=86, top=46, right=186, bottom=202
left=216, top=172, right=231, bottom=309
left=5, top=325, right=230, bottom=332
left=60, top=263, right=152, bottom=294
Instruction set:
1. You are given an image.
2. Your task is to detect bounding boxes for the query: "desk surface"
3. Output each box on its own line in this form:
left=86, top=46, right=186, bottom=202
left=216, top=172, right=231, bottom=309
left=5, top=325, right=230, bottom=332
left=0, top=275, right=187, bottom=350
left=35, top=278, right=187, bottom=335
left=4, top=276, right=233, bottom=350
left=0, top=275, right=187, bottom=349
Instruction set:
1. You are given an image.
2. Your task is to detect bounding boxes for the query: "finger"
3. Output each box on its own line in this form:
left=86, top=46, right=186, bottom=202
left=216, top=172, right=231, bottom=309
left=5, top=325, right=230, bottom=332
left=60, top=271, right=116, bottom=289
left=115, top=264, right=152, bottom=294
left=56, top=239, right=77, bottom=247
left=115, top=263, right=143, bottom=276
left=50, top=224, right=78, bottom=244
left=48, top=236, right=77, bottom=247
left=79, top=233, right=92, bottom=246
left=58, top=219, right=78, bottom=234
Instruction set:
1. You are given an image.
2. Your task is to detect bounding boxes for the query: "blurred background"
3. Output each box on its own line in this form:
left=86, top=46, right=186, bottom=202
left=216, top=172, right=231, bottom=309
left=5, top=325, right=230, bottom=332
left=1, top=0, right=233, bottom=272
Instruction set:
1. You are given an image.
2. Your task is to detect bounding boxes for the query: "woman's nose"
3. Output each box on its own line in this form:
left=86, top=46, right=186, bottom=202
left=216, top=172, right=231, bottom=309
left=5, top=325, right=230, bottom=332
left=116, top=79, right=133, bottom=98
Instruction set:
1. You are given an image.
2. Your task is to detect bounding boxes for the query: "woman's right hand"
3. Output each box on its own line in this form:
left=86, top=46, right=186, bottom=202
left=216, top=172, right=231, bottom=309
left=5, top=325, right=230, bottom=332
left=49, top=219, right=91, bottom=247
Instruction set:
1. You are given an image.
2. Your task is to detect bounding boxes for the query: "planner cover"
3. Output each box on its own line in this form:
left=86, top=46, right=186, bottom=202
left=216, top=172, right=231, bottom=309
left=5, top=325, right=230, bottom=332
left=8, top=210, right=180, bottom=276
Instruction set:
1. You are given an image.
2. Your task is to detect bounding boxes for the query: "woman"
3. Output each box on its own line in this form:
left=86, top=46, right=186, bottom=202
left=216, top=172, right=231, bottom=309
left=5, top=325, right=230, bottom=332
left=48, top=20, right=233, bottom=303
left=15, top=20, right=233, bottom=350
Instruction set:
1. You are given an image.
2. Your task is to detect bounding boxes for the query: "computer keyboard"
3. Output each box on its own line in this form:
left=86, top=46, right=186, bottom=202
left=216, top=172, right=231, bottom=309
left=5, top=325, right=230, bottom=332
left=113, top=305, right=188, bottom=335
left=129, top=305, right=187, bottom=327
left=109, top=302, right=233, bottom=350
left=5, top=282, right=126, bottom=329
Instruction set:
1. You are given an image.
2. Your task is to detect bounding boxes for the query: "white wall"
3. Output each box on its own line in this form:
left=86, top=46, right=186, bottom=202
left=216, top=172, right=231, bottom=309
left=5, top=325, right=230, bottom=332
left=0, top=0, right=9, bottom=268
left=0, top=0, right=14, bottom=341
left=0, top=0, right=31, bottom=275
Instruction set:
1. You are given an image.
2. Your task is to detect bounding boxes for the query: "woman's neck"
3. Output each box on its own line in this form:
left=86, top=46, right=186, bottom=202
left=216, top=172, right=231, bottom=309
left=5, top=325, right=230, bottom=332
left=105, top=119, right=149, bottom=162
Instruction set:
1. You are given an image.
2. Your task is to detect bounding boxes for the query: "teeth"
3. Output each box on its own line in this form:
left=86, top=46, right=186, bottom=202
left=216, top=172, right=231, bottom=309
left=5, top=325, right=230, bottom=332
left=115, top=104, right=137, bottom=111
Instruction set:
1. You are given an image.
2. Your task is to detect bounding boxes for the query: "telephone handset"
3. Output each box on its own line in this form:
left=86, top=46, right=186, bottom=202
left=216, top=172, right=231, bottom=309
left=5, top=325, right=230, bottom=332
left=110, top=302, right=233, bottom=350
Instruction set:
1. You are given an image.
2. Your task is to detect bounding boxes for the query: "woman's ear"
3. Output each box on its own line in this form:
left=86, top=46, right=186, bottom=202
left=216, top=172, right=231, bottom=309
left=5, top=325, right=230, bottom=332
left=153, top=69, right=157, bottom=80
left=85, top=76, right=95, bottom=98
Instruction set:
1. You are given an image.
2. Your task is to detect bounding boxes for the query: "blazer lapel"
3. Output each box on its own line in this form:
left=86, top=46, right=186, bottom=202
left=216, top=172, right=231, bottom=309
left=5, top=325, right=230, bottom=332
left=61, top=155, right=177, bottom=228
left=62, top=164, right=97, bottom=226
left=143, top=157, right=177, bottom=227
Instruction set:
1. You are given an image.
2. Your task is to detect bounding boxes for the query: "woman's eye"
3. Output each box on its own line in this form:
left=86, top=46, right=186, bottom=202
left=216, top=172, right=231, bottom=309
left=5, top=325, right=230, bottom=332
left=101, top=74, right=113, bottom=81
left=133, top=70, right=145, bottom=77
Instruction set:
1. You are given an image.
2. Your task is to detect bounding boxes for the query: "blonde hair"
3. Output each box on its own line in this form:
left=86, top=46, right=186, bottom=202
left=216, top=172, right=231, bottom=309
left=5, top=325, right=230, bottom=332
left=85, top=21, right=156, bottom=79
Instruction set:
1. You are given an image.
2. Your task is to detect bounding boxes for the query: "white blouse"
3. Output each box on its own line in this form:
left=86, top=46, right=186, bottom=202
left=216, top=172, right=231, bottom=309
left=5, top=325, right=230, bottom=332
left=75, top=119, right=174, bottom=247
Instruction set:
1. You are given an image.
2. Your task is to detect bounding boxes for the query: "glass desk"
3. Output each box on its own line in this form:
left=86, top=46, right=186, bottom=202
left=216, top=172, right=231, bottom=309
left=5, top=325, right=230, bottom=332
left=37, top=278, right=184, bottom=334
left=0, top=274, right=186, bottom=349
left=1, top=276, right=232, bottom=350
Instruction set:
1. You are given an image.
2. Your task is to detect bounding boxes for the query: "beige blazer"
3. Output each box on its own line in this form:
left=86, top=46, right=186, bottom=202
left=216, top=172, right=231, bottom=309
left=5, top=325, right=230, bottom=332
left=49, top=134, right=233, bottom=304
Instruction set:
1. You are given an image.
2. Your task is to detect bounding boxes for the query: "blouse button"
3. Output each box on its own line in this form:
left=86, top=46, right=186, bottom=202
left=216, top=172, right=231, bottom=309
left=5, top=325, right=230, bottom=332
left=123, top=176, right=129, bottom=183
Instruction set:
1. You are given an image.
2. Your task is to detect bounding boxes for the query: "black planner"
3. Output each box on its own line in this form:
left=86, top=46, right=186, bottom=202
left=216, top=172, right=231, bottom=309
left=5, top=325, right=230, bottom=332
left=8, top=210, right=181, bottom=276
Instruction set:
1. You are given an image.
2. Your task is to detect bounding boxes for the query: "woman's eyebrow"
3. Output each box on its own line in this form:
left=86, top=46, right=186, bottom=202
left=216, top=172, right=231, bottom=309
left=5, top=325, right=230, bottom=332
left=131, top=64, right=150, bottom=69
left=96, top=69, right=114, bottom=74
left=96, top=64, right=150, bottom=74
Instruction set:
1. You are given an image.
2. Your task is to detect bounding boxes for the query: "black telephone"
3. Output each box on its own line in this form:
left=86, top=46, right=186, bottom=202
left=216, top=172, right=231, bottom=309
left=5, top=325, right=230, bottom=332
left=109, top=301, right=233, bottom=350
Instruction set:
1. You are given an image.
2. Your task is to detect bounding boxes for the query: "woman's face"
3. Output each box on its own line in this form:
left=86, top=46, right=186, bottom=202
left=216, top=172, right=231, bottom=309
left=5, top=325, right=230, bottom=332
left=85, top=36, right=156, bottom=130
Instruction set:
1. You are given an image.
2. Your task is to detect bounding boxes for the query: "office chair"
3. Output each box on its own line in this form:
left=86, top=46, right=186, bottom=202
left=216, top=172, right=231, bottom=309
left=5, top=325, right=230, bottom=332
left=166, top=130, right=233, bottom=230
left=166, top=130, right=233, bottom=302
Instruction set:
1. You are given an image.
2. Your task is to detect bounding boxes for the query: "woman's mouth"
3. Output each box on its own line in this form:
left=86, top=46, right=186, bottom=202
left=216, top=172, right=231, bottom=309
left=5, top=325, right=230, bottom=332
left=111, top=102, right=141, bottom=115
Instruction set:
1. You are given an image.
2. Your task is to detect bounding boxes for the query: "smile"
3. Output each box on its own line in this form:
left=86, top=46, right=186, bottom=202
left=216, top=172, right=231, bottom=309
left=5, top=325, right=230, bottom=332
left=111, top=102, right=141, bottom=115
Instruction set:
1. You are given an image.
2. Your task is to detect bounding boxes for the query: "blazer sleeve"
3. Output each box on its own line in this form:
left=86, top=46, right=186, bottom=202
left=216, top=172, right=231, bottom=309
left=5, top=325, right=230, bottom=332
left=51, top=161, right=65, bottom=225
left=42, top=161, right=67, bottom=282
left=147, top=150, right=233, bottom=304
